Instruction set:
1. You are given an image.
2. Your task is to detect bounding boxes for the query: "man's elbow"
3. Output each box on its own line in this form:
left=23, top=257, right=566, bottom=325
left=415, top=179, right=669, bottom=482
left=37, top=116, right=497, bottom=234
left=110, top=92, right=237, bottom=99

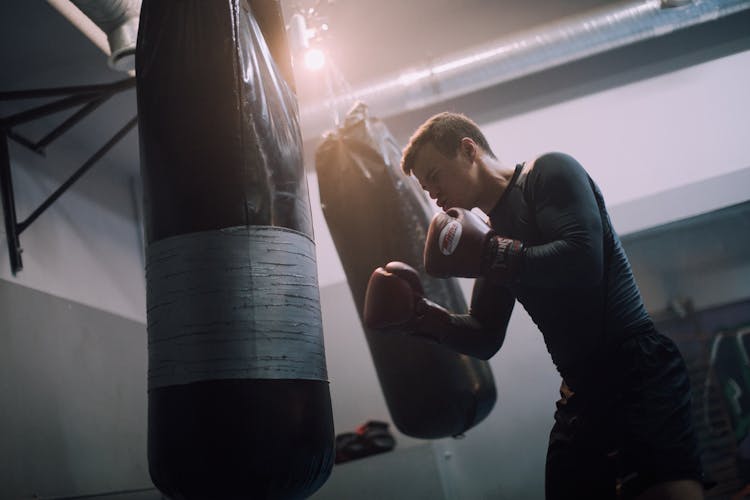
left=474, top=350, right=496, bottom=361
left=476, top=333, right=504, bottom=360
left=570, top=249, right=603, bottom=287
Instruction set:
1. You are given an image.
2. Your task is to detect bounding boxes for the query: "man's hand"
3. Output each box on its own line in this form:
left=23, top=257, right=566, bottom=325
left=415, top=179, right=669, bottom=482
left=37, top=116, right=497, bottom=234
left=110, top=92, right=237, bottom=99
left=424, top=207, right=493, bottom=278
left=363, top=262, right=448, bottom=344
left=424, top=207, right=525, bottom=283
left=364, top=261, right=509, bottom=359
left=364, top=262, right=424, bottom=330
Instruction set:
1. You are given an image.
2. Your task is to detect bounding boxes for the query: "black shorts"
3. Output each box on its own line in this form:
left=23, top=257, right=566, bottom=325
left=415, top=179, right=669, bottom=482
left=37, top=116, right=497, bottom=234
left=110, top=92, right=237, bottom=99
left=545, top=330, right=704, bottom=499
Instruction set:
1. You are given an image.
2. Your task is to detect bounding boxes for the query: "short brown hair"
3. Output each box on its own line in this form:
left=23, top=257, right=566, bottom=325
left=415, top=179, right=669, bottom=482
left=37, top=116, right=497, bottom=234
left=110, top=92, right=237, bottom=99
left=401, top=112, right=495, bottom=175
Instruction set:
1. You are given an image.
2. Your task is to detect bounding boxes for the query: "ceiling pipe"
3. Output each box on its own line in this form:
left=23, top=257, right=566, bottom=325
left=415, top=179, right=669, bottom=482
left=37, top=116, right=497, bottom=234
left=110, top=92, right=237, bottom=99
left=299, top=0, right=750, bottom=140
left=48, top=0, right=141, bottom=72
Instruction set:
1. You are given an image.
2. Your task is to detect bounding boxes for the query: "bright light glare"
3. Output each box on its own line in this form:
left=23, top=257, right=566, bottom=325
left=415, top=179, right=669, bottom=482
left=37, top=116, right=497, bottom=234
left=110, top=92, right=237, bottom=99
left=304, top=48, right=326, bottom=71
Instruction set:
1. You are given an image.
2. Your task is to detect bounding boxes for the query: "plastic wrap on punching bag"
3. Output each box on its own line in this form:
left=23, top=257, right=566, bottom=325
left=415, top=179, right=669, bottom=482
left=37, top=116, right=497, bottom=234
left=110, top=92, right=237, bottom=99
left=136, top=1, right=333, bottom=498
left=315, top=102, right=497, bottom=439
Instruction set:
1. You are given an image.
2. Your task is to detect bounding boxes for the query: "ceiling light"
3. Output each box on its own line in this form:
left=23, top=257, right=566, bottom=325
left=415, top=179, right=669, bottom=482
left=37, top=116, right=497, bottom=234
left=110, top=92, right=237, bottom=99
left=304, top=48, right=326, bottom=71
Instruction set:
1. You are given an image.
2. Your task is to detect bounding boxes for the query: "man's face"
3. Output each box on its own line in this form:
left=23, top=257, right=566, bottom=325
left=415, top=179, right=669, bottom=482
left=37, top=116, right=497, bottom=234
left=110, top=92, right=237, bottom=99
left=412, top=142, right=476, bottom=211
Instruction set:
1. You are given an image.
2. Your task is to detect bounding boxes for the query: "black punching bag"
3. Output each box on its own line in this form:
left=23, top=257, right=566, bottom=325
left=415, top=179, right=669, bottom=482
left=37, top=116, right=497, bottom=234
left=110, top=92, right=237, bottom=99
left=136, top=1, right=333, bottom=498
left=315, top=102, right=497, bottom=439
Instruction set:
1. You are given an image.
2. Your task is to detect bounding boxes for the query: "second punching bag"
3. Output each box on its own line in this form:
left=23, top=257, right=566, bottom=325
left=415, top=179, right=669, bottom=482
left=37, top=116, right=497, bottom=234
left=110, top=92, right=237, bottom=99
left=136, top=1, right=333, bottom=498
left=315, top=102, right=497, bottom=439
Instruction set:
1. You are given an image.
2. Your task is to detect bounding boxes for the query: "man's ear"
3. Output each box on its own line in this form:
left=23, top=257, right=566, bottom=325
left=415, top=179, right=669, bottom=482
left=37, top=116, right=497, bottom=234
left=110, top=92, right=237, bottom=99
left=460, top=137, right=476, bottom=162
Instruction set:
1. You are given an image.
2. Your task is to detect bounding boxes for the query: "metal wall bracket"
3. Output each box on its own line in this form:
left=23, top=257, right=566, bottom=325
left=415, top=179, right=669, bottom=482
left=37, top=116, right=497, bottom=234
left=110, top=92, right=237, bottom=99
left=0, top=78, right=137, bottom=275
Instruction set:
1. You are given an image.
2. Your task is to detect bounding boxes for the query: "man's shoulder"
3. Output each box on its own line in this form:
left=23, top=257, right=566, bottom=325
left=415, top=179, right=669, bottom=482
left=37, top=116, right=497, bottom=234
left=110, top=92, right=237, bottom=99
left=527, top=152, right=587, bottom=181
left=532, top=152, right=582, bottom=169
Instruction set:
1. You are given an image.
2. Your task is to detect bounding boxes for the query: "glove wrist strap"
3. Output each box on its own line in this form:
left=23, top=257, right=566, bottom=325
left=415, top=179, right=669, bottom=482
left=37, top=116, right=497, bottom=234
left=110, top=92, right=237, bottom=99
left=413, top=298, right=449, bottom=344
left=481, top=235, right=525, bottom=283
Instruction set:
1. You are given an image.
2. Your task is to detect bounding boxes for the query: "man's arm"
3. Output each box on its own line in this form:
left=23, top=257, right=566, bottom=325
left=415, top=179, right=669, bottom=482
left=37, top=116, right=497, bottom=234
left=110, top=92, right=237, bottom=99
left=420, top=277, right=513, bottom=360
left=364, top=263, right=513, bottom=360
left=519, top=153, right=604, bottom=288
left=423, top=154, right=604, bottom=289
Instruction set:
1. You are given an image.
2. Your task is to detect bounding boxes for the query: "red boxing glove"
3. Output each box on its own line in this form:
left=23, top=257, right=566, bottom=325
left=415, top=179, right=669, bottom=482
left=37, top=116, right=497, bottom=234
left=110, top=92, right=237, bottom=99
left=364, top=262, right=425, bottom=330
left=424, top=207, right=525, bottom=283
left=364, top=261, right=505, bottom=356
left=363, top=262, right=451, bottom=344
left=424, top=208, right=493, bottom=278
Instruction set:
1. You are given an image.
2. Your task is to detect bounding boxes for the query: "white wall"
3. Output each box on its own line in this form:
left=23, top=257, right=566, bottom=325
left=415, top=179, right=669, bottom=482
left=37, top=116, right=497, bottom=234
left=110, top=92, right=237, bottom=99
left=479, top=48, right=750, bottom=207
left=614, top=178, right=750, bottom=314
left=0, top=139, right=146, bottom=323
left=0, top=135, right=150, bottom=498
left=0, top=281, right=151, bottom=499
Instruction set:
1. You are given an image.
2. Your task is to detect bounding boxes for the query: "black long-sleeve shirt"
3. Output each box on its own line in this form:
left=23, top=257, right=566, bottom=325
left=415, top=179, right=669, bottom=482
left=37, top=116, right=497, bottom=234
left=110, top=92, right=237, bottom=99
left=475, top=152, right=652, bottom=381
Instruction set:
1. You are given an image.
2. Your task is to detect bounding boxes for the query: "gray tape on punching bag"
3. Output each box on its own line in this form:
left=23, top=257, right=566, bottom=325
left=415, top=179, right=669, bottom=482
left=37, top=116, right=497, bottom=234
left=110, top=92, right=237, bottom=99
left=146, top=225, right=327, bottom=390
